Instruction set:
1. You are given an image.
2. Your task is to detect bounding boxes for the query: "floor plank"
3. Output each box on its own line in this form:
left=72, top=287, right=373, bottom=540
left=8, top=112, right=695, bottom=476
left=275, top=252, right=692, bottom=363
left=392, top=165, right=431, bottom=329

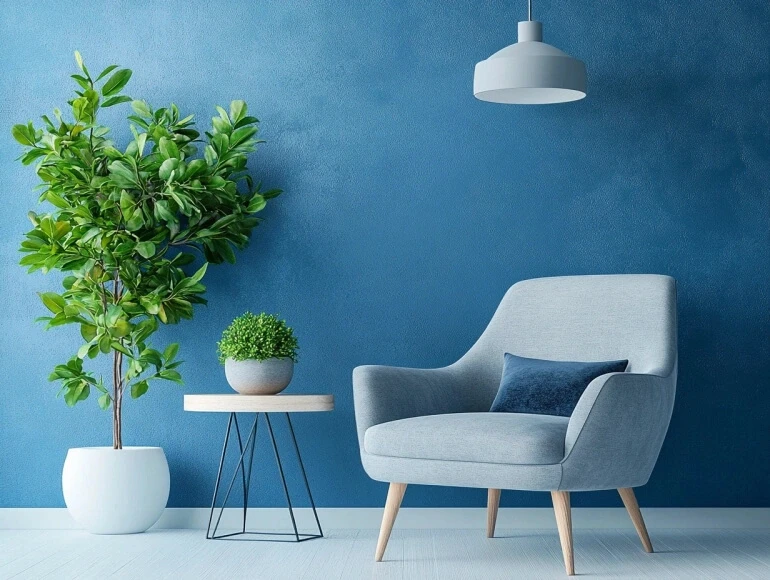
left=0, top=528, right=768, bottom=579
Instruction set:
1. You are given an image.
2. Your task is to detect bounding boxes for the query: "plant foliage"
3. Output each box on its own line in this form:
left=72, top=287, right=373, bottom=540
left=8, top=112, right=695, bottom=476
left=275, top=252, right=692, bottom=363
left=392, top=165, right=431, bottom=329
left=13, top=52, right=281, bottom=448
left=217, top=312, right=299, bottom=364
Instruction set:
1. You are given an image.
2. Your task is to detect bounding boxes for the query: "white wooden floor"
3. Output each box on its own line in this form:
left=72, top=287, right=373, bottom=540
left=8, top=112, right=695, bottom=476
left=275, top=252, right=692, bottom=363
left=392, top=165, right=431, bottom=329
left=1, top=528, right=769, bottom=579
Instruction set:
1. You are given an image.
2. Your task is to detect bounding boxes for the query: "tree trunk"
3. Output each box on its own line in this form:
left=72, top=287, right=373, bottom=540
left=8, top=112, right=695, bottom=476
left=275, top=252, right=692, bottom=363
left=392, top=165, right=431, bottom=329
left=113, top=349, right=123, bottom=449
left=112, top=274, right=124, bottom=450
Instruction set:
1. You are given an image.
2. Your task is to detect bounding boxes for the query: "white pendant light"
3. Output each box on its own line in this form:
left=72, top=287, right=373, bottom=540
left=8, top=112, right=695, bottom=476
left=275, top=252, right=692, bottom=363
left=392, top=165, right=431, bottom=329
left=474, top=0, right=586, bottom=104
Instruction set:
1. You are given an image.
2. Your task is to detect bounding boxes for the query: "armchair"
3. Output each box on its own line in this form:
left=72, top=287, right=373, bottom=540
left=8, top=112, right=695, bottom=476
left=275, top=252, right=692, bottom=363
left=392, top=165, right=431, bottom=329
left=353, top=274, right=677, bottom=575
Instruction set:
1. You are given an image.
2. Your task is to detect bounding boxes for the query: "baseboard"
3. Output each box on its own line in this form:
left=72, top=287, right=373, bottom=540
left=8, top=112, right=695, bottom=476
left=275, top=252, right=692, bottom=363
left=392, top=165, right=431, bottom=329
left=1, top=508, right=769, bottom=531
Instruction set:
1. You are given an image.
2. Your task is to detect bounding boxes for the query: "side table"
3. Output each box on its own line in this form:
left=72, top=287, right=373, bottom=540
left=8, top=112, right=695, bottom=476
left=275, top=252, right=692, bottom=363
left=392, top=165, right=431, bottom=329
left=184, top=394, right=334, bottom=542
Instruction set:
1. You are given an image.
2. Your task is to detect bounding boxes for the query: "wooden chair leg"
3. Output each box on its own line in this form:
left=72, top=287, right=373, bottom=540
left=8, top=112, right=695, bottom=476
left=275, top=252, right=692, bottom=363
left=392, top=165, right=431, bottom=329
left=551, top=491, right=575, bottom=576
left=487, top=488, right=501, bottom=538
left=618, top=487, right=653, bottom=553
left=375, top=482, right=407, bottom=562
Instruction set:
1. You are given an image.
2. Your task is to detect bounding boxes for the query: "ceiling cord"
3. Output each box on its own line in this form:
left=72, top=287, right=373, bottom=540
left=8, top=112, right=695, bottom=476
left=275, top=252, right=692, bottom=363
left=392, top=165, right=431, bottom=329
left=528, top=0, right=532, bottom=21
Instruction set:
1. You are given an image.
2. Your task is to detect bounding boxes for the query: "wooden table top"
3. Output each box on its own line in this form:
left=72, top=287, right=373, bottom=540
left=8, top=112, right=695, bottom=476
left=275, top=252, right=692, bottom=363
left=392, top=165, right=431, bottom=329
left=184, top=394, right=334, bottom=413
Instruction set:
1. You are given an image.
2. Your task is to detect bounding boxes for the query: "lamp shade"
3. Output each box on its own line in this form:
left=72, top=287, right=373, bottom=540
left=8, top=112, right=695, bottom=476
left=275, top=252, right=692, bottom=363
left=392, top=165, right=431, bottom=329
left=474, top=21, right=586, bottom=104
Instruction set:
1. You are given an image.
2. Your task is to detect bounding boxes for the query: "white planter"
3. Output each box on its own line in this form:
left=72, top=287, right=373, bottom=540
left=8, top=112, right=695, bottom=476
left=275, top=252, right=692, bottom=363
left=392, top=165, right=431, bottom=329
left=62, top=446, right=170, bottom=534
left=225, top=357, right=294, bottom=395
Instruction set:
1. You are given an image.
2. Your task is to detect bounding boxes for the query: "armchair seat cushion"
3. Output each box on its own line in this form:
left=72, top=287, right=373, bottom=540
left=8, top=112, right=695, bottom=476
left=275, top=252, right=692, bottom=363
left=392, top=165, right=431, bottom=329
left=364, top=412, right=569, bottom=466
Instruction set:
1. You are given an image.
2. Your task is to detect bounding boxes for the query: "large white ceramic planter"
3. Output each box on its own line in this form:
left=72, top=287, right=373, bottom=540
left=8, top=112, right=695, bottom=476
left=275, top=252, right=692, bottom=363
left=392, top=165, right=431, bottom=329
left=225, top=357, right=294, bottom=395
left=62, top=446, right=170, bottom=534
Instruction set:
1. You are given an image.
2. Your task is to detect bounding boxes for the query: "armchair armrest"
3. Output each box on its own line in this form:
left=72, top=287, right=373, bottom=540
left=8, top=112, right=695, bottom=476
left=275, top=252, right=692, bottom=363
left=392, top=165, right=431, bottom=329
left=352, top=365, right=478, bottom=451
left=560, top=372, right=676, bottom=491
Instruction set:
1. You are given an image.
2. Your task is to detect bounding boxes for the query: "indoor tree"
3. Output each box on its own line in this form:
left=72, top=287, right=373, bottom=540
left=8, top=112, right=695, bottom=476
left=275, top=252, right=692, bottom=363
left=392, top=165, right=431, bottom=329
left=14, top=53, right=280, bottom=449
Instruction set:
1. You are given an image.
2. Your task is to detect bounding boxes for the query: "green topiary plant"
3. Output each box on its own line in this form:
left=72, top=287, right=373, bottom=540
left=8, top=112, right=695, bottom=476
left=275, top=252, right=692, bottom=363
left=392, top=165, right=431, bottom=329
left=13, top=52, right=281, bottom=449
left=217, top=312, right=299, bottom=364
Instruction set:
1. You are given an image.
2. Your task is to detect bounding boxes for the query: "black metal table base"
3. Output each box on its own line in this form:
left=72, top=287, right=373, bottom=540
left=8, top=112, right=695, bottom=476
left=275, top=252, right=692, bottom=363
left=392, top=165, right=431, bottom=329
left=207, top=412, right=323, bottom=542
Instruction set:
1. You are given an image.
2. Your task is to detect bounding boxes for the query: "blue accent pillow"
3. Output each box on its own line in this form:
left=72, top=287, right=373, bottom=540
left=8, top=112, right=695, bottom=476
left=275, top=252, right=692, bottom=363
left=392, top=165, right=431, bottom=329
left=489, top=353, right=628, bottom=417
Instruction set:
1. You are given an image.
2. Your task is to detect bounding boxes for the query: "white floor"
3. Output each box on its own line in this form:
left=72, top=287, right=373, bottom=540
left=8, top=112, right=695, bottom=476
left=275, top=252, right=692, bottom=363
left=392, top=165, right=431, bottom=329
left=1, top=528, right=770, bottom=579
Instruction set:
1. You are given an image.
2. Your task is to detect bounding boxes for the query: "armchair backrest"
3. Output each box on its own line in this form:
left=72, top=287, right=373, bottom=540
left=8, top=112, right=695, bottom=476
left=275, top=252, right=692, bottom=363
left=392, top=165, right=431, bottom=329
left=454, top=275, right=677, bottom=397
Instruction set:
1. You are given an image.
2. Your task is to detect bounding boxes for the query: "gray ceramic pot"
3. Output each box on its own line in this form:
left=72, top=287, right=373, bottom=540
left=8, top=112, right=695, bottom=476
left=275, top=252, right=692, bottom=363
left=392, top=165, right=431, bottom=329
left=224, top=357, right=294, bottom=395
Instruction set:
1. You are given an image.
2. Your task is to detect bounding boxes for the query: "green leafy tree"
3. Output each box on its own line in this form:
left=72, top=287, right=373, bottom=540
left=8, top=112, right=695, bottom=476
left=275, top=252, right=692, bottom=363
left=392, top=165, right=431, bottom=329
left=13, top=52, right=281, bottom=449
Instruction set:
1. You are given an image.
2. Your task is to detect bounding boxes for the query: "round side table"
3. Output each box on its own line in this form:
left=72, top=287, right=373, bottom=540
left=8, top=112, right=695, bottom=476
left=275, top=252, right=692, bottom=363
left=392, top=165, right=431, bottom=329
left=184, top=394, right=334, bottom=542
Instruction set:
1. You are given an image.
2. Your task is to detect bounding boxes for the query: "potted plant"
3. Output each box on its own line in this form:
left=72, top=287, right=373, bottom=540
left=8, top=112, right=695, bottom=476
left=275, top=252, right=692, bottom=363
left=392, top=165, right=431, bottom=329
left=218, top=312, right=299, bottom=395
left=13, top=53, right=281, bottom=534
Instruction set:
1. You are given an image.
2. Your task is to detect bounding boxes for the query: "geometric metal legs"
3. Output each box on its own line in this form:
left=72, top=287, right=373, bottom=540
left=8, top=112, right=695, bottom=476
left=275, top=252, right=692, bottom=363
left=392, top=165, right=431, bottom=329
left=206, top=412, right=323, bottom=542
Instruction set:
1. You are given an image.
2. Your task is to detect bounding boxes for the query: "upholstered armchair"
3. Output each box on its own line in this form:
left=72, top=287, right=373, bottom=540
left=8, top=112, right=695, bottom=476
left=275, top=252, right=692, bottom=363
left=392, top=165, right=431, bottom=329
left=353, top=274, right=677, bottom=575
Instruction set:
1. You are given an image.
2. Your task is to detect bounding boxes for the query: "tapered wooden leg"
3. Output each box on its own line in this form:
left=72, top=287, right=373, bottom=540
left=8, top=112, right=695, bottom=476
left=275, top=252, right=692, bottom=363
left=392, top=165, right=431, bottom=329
left=551, top=491, right=575, bottom=576
left=487, top=488, right=501, bottom=538
left=375, top=483, right=406, bottom=562
left=618, top=487, right=653, bottom=553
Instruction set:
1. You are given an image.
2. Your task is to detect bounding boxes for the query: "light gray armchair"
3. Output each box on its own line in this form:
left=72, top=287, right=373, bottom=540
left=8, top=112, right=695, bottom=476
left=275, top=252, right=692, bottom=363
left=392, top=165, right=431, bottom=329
left=353, top=274, right=677, bottom=575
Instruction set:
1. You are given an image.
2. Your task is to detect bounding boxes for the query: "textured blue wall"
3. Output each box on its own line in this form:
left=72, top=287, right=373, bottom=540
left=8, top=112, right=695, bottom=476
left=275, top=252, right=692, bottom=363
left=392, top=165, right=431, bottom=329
left=1, top=1, right=768, bottom=509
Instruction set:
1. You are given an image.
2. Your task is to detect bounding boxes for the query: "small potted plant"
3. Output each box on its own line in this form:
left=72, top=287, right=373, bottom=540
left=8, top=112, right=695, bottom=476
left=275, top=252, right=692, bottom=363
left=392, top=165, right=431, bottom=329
left=218, top=312, right=299, bottom=395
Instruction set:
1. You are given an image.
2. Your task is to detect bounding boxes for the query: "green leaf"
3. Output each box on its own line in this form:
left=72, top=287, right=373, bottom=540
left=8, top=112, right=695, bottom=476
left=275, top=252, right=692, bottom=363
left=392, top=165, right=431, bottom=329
left=204, top=145, right=217, bottom=166
left=159, top=137, right=179, bottom=160
left=164, top=342, right=179, bottom=362
left=125, top=208, right=145, bottom=231
left=113, top=319, right=131, bottom=337
left=211, top=133, right=229, bottom=154
left=154, top=199, right=176, bottom=222
left=74, top=51, right=88, bottom=77
left=39, top=292, right=66, bottom=314
left=131, top=100, right=152, bottom=117
left=183, top=159, right=207, bottom=179
left=230, top=100, right=247, bottom=123
left=109, top=160, right=139, bottom=188
left=216, top=105, right=230, bottom=122
left=11, top=124, right=36, bottom=146
left=158, top=158, right=180, bottom=181
left=111, top=341, right=132, bottom=356
left=136, top=241, right=156, bottom=259
left=262, top=188, right=283, bottom=200
left=106, top=304, right=123, bottom=326
left=101, top=69, right=132, bottom=97
left=102, top=95, right=132, bottom=108
left=71, top=74, right=91, bottom=91
left=80, top=324, right=97, bottom=342
left=98, top=393, right=112, bottom=410
left=211, top=213, right=239, bottom=231
left=134, top=132, right=148, bottom=157
left=99, top=334, right=111, bottom=353
left=230, top=125, right=258, bottom=147
left=133, top=317, right=158, bottom=343
left=247, top=193, right=266, bottom=213
left=21, top=148, right=47, bottom=165
left=141, top=296, right=161, bottom=315
left=131, top=380, right=149, bottom=399
left=77, top=343, right=91, bottom=359
left=159, top=369, right=182, bottom=383
left=95, top=64, right=119, bottom=82
left=120, top=189, right=135, bottom=213
left=64, top=382, right=90, bottom=406
left=190, top=262, right=208, bottom=284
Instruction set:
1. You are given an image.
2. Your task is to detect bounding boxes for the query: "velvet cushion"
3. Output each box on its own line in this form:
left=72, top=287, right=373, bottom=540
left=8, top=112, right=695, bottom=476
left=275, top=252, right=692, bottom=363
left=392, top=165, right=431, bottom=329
left=490, top=353, right=628, bottom=417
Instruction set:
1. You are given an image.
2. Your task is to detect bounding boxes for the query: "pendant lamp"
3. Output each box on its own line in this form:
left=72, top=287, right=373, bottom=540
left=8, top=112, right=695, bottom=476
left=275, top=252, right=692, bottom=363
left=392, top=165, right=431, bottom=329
left=473, top=0, right=586, bottom=104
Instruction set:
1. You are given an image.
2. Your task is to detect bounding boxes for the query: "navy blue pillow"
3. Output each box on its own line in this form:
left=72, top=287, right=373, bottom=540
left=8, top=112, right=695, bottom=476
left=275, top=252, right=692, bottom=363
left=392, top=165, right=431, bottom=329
left=489, top=353, right=628, bottom=417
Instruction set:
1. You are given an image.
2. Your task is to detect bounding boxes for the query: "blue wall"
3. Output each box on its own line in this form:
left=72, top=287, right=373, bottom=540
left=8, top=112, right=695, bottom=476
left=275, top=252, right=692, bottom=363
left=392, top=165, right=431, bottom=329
left=1, top=0, right=768, bottom=509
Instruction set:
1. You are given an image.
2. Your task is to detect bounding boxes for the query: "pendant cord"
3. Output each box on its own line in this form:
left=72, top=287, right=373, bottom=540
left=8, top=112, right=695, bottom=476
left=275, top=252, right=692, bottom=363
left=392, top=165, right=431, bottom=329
left=528, top=0, right=532, bottom=21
